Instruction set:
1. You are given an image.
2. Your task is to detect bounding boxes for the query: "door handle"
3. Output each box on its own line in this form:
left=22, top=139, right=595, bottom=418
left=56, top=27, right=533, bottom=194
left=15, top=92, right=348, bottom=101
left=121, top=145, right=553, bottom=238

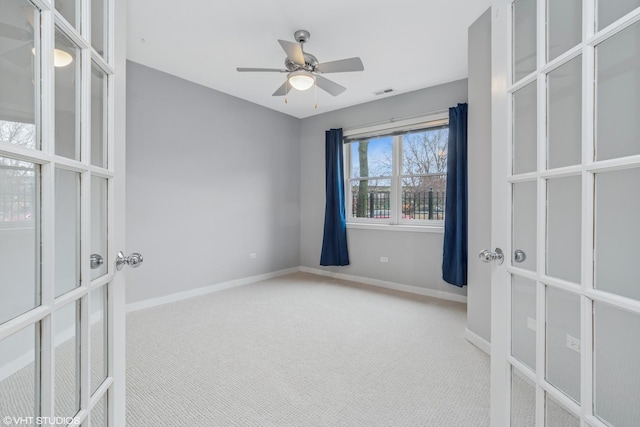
left=90, top=254, right=104, bottom=269
left=479, top=248, right=504, bottom=265
left=513, top=249, right=527, bottom=263
left=116, top=251, right=144, bottom=271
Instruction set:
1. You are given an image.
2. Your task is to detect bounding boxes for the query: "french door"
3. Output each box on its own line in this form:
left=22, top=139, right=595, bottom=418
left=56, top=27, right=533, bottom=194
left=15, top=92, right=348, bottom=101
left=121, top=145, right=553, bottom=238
left=0, top=0, right=126, bottom=425
left=491, top=0, right=640, bottom=426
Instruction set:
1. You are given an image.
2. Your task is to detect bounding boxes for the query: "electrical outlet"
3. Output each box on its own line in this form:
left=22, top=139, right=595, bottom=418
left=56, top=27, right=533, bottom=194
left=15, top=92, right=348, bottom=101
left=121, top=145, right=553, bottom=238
left=380, top=256, right=388, bottom=263
left=566, top=334, right=581, bottom=353
left=249, top=253, right=257, bottom=259
left=527, top=317, right=536, bottom=332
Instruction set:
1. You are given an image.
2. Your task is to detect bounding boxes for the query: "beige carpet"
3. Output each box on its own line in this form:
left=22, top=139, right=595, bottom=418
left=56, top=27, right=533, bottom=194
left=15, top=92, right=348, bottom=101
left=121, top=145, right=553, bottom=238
left=126, top=272, right=490, bottom=426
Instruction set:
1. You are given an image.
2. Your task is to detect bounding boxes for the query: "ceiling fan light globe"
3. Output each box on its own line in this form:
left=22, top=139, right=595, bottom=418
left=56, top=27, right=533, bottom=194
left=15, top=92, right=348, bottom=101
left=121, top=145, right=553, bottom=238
left=32, top=47, right=74, bottom=67
left=53, top=49, right=73, bottom=67
left=288, top=71, right=315, bottom=91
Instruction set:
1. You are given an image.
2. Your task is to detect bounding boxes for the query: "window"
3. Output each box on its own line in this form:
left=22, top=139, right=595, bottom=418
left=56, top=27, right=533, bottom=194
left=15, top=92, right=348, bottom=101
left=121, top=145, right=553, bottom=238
left=344, top=115, right=448, bottom=227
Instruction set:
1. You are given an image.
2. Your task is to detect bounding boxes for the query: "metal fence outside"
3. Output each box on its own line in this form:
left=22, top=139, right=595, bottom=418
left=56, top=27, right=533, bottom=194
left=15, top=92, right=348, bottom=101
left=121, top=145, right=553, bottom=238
left=351, top=187, right=445, bottom=220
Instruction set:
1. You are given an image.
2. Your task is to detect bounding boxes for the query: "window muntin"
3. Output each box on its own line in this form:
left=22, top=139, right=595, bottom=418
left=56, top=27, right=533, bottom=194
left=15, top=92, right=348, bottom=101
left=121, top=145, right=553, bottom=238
left=345, top=120, right=448, bottom=226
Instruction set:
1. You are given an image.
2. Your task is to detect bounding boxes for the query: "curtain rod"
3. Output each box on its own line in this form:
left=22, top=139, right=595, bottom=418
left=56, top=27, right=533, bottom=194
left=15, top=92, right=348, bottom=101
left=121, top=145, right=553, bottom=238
left=342, top=108, right=450, bottom=134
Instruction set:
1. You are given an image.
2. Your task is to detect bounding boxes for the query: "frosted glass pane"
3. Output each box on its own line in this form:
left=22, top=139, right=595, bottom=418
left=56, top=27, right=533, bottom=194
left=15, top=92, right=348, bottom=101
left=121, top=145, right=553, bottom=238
left=511, top=275, right=536, bottom=371
left=55, top=28, right=80, bottom=160
left=90, top=286, right=107, bottom=394
left=595, top=168, right=640, bottom=301
left=545, top=287, right=580, bottom=402
left=512, top=181, right=537, bottom=271
left=513, top=0, right=537, bottom=81
left=91, top=394, right=106, bottom=426
left=91, top=177, right=108, bottom=280
left=0, top=0, right=38, bottom=150
left=594, top=303, right=640, bottom=426
left=547, top=0, right=582, bottom=61
left=54, top=301, right=80, bottom=419
left=91, top=0, right=106, bottom=59
left=0, top=324, right=38, bottom=420
left=545, top=394, right=579, bottom=427
left=511, top=369, right=536, bottom=426
left=513, top=83, right=537, bottom=174
left=0, top=157, right=40, bottom=325
left=55, top=169, right=80, bottom=297
left=596, top=23, right=640, bottom=161
left=91, top=64, right=107, bottom=168
left=599, top=0, right=640, bottom=30
left=55, top=0, right=77, bottom=29
left=548, top=56, right=582, bottom=169
left=546, top=176, right=581, bottom=284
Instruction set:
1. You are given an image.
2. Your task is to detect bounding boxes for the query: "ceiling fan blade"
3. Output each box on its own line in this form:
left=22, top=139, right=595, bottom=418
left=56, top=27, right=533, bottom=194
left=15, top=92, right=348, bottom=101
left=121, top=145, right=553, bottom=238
left=315, top=57, right=364, bottom=74
left=237, top=67, right=287, bottom=72
left=278, top=39, right=305, bottom=66
left=315, top=75, right=346, bottom=97
left=272, top=82, right=291, bottom=97
left=0, top=22, right=32, bottom=41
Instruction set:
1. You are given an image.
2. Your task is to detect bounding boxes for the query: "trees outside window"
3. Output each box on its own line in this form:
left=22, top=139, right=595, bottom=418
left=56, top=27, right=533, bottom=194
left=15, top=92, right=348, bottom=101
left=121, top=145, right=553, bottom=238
left=345, top=120, right=448, bottom=225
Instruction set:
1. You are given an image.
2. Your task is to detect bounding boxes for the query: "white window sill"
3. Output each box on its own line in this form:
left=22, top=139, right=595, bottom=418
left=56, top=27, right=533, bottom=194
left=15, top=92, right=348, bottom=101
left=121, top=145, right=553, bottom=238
left=346, top=222, right=444, bottom=233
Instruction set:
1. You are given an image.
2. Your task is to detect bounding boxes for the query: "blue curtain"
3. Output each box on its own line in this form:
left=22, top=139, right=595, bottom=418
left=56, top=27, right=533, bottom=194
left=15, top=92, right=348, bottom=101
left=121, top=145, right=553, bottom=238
left=320, top=128, right=350, bottom=266
left=442, top=103, right=468, bottom=287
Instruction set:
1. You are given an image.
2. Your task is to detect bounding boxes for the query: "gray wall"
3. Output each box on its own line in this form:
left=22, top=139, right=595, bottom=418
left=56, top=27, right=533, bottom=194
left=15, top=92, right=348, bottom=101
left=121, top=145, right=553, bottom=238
left=298, top=80, right=468, bottom=299
left=466, top=8, right=492, bottom=344
left=125, top=61, right=301, bottom=304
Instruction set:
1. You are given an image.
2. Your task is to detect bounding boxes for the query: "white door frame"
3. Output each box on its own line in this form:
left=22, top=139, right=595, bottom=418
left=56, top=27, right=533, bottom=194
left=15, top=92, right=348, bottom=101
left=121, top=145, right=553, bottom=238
left=111, top=0, right=126, bottom=424
left=490, top=1, right=511, bottom=425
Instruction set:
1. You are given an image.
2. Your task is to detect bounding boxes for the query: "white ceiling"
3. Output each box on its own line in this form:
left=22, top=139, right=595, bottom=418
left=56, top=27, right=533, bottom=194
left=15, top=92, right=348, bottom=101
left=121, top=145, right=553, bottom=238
left=127, top=0, right=491, bottom=119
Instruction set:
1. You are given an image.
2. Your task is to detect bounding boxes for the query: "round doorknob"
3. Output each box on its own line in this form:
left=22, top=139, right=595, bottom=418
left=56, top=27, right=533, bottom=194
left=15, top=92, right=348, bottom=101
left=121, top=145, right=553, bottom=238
left=116, top=251, right=144, bottom=270
left=478, top=248, right=504, bottom=265
left=514, top=249, right=527, bottom=263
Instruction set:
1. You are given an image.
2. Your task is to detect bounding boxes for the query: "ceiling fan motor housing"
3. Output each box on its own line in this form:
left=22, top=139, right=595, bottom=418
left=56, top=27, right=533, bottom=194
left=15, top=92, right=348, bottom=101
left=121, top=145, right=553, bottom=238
left=284, top=52, right=319, bottom=72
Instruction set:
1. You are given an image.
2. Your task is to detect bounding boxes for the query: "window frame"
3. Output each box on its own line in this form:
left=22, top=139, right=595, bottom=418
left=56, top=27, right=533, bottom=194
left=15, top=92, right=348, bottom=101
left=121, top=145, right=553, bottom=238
left=343, top=112, right=449, bottom=231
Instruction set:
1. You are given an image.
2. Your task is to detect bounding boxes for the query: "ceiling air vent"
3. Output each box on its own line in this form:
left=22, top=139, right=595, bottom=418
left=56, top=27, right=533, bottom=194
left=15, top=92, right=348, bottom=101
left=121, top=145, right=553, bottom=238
left=374, top=88, right=395, bottom=96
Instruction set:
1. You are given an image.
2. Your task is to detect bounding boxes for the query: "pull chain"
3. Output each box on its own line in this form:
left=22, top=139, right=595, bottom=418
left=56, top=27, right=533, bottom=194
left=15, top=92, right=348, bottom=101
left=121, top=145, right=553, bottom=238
left=285, top=76, right=289, bottom=104
left=314, top=80, right=317, bottom=109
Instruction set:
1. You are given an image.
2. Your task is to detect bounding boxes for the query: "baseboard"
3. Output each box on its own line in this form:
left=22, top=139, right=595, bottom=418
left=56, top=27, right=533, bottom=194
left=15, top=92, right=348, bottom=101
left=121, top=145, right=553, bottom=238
left=465, top=328, right=491, bottom=354
left=126, top=267, right=300, bottom=313
left=299, top=266, right=467, bottom=303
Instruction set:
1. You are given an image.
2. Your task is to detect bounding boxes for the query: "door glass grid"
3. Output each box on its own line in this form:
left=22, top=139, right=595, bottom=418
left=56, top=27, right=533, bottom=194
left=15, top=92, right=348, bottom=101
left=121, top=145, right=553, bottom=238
left=545, top=393, right=579, bottom=426
left=546, top=176, right=581, bottom=284
left=512, top=82, right=537, bottom=175
left=89, top=285, right=107, bottom=394
left=54, top=300, right=80, bottom=419
left=54, top=27, right=81, bottom=161
left=0, top=323, right=40, bottom=421
left=0, top=0, right=39, bottom=151
left=546, top=0, right=581, bottom=62
left=512, top=181, right=537, bottom=271
left=510, top=367, right=536, bottom=426
left=0, top=0, right=115, bottom=423
left=594, top=167, right=640, bottom=301
left=547, top=56, right=582, bottom=170
left=0, top=157, right=41, bottom=325
left=508, top=1, right=640, bottom=426
left=513, top=0, right=537, bottom=82
left=54, top=168, right=80, bottom=297
left=595, top=22, right=640, bottom=161
left=545, top=286, right=580, bottom=403
left=90, top=177, right=108, bottom=280
left=598, top=0, right=640, bottom=30
left=594, top=302, right=640, bottom=426
left=511, top=275, right=537, bottom=371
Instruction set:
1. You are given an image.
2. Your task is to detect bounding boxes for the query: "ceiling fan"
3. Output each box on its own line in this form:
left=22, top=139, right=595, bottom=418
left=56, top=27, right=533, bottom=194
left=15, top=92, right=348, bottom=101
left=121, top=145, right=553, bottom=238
left=236, top=30, right=364, bottom=97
